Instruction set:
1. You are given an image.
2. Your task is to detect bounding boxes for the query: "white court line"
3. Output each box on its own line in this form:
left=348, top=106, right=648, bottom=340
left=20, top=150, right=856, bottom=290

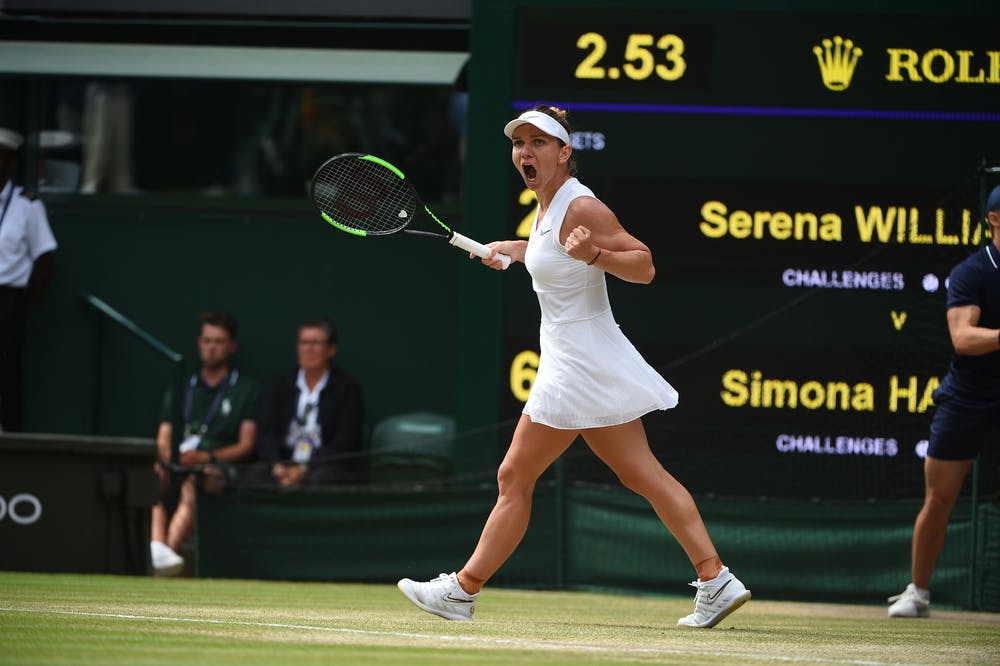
left=0, top=607, right=924, bottom=666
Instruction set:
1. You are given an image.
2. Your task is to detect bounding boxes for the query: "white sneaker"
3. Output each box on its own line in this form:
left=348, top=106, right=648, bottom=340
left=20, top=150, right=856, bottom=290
left=150, top=541, right=184, bottom=576
left=677, top=566, right=751, bottom=628
left=888, top=583, right=930, bottom=618
left=397, top=572, right=477, bottom=621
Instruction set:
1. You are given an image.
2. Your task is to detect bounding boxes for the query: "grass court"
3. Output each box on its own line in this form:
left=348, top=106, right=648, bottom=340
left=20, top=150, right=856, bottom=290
left=2, top=571, right=999, bottom=665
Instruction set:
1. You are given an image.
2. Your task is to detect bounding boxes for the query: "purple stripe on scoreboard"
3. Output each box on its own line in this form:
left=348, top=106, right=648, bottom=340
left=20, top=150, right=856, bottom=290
left=512, top=100, right=1000, bottom=123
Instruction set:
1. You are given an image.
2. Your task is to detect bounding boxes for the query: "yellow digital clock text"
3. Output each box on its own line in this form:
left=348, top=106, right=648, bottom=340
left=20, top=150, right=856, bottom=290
left=575, top=32, right=687, bottom=81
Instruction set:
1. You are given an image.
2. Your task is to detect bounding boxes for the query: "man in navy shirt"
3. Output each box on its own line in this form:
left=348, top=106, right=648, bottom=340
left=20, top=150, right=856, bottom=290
left=889, top=185, right=1000, bottom=618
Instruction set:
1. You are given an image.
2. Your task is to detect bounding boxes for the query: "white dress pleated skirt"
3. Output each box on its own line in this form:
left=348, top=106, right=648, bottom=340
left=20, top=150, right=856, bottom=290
left=523, top=309, right=678, bottom=429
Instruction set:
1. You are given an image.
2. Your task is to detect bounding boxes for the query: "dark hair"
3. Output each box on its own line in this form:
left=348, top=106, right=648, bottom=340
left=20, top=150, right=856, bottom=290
left=199, top=311, right=239, bottom=340
left=528, top=104, right=577, bottom=175
left=299, top=317, right=339, bottom=345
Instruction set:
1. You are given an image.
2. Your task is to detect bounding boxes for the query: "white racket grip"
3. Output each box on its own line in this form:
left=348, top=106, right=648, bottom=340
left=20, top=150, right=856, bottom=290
left=449, top=232, right=511, bottom=270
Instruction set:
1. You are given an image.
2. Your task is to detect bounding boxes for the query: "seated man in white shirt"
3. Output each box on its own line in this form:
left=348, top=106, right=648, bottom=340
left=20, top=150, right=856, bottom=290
left=249, top=318, right=366, bottom=488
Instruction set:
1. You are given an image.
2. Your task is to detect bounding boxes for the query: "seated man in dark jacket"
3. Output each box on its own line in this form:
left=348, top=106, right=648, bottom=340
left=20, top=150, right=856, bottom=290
left=251, top=317, right=365, bottom=487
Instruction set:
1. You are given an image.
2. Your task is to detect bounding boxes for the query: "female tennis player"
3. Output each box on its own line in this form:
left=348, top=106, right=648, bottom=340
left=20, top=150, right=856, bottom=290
left=398, top=106, right=750, bottom=628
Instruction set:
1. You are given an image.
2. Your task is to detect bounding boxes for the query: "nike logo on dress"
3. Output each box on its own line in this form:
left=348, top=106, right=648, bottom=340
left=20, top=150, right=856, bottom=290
left=539, top=228, right=551, bottom=235
left=706, top=580, right=731, bottom=604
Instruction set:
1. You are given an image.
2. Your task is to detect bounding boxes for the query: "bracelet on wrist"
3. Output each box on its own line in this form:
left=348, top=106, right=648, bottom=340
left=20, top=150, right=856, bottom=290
left=587, top=248, right=602, bottom=265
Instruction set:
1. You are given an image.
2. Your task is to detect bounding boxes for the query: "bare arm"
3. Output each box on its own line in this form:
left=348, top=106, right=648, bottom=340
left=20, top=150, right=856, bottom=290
left=481, top=239, right=528, bottom=269
left=156, top=422, right=172, bottom=462
left=179, top=419, right=257, bottom=466
left=214, top=420, right=258, bottom=462
left=947, top=305, right=1000, bottom=356
left=561, top=197, right=654, bottom=284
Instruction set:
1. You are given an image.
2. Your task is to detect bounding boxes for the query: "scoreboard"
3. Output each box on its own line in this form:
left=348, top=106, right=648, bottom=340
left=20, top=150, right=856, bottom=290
left=466, top=0, right=1000, bottom=499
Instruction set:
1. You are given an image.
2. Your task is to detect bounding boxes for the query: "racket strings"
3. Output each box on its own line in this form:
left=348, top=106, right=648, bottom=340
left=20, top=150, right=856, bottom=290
left=313, top=157, right=418, bottom=235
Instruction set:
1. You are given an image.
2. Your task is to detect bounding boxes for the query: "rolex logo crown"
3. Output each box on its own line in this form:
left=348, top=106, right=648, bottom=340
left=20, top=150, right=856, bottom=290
left=813, top=35, right=863, bottom=91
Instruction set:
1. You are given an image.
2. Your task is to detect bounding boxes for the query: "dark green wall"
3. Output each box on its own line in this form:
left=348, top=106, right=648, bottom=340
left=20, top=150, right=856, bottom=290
left=197, top=486, right=1000, bottom=611
left=23, top=195, right=461, bottom=441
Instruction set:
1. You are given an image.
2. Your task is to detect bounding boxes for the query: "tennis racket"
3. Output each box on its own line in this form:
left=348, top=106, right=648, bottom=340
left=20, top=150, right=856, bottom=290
left=309, top=153, right=511, bottom=269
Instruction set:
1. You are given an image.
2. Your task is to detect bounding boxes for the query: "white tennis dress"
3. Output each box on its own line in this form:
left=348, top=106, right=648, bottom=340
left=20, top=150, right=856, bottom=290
left=522, top=178, right=678, bottom=429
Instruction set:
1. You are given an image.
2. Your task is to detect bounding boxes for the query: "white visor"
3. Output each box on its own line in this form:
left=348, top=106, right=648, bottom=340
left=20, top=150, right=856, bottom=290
left=503, top=110, right=571, bottom=145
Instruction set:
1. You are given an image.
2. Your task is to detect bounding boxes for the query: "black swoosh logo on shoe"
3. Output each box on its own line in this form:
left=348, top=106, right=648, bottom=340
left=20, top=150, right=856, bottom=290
left=443, top=594, right=474, bottom=604
left=706, top=580, right=731, bottom=604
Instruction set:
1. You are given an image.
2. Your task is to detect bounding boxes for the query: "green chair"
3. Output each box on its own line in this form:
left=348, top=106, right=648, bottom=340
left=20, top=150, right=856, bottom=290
left=368, top=412, right=455, bottom=486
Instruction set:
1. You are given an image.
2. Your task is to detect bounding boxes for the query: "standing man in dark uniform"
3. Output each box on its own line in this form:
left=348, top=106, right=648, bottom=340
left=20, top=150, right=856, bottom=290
left=888, top=185, right=1000, bottom=618
left=0, top=128, right=57, bottom=432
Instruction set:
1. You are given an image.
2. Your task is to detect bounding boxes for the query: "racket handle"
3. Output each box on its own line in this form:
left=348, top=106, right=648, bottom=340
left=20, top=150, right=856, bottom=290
left=449, top=232, right=511, bottom=270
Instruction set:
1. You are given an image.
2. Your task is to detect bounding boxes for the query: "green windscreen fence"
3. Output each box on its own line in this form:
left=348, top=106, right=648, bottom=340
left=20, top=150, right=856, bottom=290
left=197, top=483, right=999, bottom=611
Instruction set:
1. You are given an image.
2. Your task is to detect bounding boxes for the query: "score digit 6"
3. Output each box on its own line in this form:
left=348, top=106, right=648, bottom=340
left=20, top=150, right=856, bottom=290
left=510, top=350, right=540, bottom=402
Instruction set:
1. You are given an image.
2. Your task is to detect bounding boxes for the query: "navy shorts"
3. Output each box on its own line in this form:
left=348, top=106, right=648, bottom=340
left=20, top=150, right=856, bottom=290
left=927, top=393, right=1000, bottom=461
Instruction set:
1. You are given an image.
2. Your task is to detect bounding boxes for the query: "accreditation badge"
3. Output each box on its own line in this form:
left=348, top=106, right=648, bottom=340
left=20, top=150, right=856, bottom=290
left=292, top=440, right=313, bottom=464
left=291, top=428, right=320, bottom=464
left=179, top=434, right=202, bottom=453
